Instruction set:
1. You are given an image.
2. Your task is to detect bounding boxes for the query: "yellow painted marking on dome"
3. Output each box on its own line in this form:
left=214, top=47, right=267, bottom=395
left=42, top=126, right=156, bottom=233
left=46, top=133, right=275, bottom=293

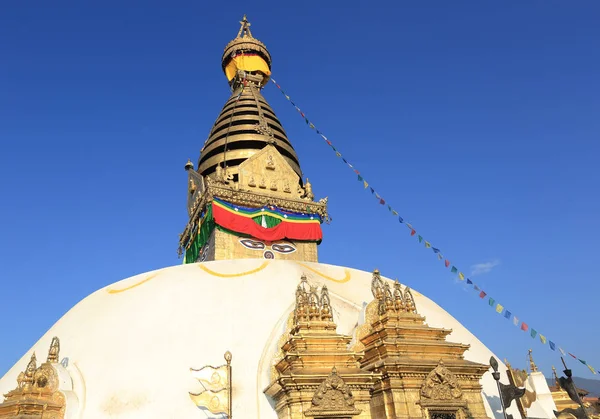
left=107, top=271, right=163, bottom=294
left=296, top=263, right=351, bottom=283
left=198, top=261, right=269, bottom=278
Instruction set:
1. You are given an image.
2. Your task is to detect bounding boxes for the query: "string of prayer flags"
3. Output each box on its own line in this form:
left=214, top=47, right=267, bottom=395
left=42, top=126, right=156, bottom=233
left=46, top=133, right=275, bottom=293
left=269, top=77, right=597, bottom=376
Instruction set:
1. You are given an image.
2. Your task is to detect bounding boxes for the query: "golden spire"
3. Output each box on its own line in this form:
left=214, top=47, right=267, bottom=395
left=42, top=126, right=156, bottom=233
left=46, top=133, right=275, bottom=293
left=528, top=349, right=538, bottom=372
left=552, top=365, right=560, bottom=388
left=237, top=14, right=253, bottom=38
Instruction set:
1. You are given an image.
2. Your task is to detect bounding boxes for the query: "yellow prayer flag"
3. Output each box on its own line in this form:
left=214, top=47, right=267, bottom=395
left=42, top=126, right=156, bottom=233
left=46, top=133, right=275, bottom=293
left=425, top=241, right=431, bottom=248
left=189, top=389, right=229, bottom=415
left=190, top=365, right=228, bottom=392
left=363, top=180, right=368, bottom=189
left=539, top=334, right=547, bottom=344
left=495, top=304, right=504, bottom=313
left=587, top=364, right=597, bottom=374
left=458, top=272, right=465, bottom=280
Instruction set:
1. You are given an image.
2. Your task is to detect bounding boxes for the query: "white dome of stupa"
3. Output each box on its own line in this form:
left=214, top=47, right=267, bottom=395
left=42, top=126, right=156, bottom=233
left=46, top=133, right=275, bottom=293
left=0, top=260, right=523, bottom=418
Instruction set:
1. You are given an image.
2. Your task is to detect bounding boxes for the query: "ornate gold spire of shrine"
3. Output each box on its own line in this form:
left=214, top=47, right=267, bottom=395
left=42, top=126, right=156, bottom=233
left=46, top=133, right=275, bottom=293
left=354, top=269, right=491, bottom=419
left=0, top=338, right=66, bottom=418
left=264, top=274, right=379, bottom=418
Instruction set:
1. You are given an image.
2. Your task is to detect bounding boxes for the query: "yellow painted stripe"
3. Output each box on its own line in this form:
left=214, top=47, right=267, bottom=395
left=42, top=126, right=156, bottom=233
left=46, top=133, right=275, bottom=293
left=296, top=263, right=351, bottom=283
left=199, top=261, right=270, bottom=278
left=107, top=271, right=163, bottom=294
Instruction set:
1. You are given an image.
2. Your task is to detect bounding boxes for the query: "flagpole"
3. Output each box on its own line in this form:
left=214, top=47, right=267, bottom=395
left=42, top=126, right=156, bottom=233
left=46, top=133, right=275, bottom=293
left=225, top=351, right=232, bottom=419
left=489, top=357, right=509, bottom=419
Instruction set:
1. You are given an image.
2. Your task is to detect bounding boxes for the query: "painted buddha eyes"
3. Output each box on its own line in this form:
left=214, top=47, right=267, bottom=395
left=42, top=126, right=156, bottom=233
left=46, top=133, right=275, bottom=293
left=271, top=243, right=296, bottom=254
left=238, top=238, right=297, bottom=257
left=239, top=239, right=266, bottom=250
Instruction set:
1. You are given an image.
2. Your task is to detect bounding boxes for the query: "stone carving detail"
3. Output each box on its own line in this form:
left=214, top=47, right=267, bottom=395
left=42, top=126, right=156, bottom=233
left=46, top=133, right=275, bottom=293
left=293, top=275, right=336, bottom=325
left=305, top=367, right=361, bottom=417
left=248, top=175, right=256, bottom=187
left=266, top=154, right=275, bottom=170
left=421, top=360, right=463, bottom=400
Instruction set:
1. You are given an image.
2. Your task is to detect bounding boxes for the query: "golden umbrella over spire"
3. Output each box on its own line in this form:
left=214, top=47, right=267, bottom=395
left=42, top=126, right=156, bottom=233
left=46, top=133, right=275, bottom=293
left=221, top=15, right=272, bottom=84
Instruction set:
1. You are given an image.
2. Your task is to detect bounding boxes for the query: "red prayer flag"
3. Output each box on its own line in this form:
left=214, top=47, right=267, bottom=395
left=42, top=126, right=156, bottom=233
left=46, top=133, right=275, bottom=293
left=326, top=140, right=332, bottom=146
left=380, top=199, right=385, bottom=205
left=569, top=353, right=577, bottom=359
left=521, top=322, right=529, bottom=332
left=410, top=229, right=416, bottom=236
left=479, top=291, right=487, bottom=299
left=445, top=260, right=450, bottom=268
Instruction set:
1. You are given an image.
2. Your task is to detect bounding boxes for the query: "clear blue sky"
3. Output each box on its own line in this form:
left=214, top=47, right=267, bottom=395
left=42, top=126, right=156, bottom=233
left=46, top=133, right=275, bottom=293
left=1, top=1, right=598, bottom=379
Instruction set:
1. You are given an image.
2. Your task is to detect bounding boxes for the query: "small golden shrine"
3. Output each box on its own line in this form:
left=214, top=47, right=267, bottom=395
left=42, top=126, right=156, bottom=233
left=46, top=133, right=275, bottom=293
left=264, top=275, right=380, bottom=418
left=0, top=337, right=65, bottom=419
left=354, top=270, right=491, bottom=419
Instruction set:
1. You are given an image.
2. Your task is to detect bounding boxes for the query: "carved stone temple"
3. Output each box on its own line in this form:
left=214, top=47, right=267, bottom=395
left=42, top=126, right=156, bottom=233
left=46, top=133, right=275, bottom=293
left=0, top=15, right=565, bottom=419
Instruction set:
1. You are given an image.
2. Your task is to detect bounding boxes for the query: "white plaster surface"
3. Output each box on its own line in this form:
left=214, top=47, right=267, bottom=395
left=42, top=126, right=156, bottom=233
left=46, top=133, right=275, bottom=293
left=0, top=260, right=533, bottom=418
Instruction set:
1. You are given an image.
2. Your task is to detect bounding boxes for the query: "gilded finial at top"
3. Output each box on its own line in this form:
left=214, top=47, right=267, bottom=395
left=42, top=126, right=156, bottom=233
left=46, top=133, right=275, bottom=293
left=528, top=349, right=538, bottom=372
left=237, top=14, right=253, bottom=38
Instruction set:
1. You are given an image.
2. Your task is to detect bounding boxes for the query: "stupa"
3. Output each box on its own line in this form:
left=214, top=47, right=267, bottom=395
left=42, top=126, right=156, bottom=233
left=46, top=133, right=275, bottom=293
left=0, top=16, right=559, bottom=419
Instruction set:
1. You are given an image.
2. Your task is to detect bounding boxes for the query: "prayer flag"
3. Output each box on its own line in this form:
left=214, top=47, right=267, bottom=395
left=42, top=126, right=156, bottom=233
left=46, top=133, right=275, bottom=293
left=418, top=235, right=423, bottom=243
left=358, top=175, right=363, bottom=182
left=495, top=304, right=504, bottom=313
left=540, top=334, right=547, bottom=344
left=513, top=316, right=519, bottom=326
left=531, top=329, right=537, bottom=338
left=445, top=260, right=450, bottom=268
left=406, top=223, right=413, bottom=230
left=342, top=158, right=347, bottom=163
left=392, top=210, right=398, bottom=216
left=388, top=205, right=392, bottom=211
left=432, top=247, right=440, bottom=253
left=488, top=298, right=495, bottom=306
left=411, top=230, right=416, bottom=236
left=399, top=216, right=404, bottom=223
left=425, top=241, right=431, bottom=248
left=363, top=180, right=368, bottom=189
left=587, top=365, right=597, bottom=374
left=569, top=353, right=577, bottom=359
left=579, top=359, right=587, bottom=365
left=336, top=152, right=341, bottom=157
left=559, top=347, right=566, bottom=356
left=521, top=322, right=529, bottom=332
left=504, top=310, right=511, bottom=319
left=458, top=272, right=465, bottom=280
left=474, top=284, right=480, bottom=291
left=370, top=187, right=375, bottom=194
left=437, top=253, right=443, bottom=260
left=479, top=291, right=487, bottom=298
left=451, top=266, right=458, bottom=273
left=549, top=341, right=556, bottom=351
left=467, top=278, right=473, bottom=285
left=380, top=198, right=385, bottom=205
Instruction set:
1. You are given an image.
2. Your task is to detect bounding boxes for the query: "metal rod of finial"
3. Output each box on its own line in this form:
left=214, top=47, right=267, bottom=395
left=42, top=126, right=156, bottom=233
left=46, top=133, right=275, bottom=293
left=225, top=351, right=232, bottom=418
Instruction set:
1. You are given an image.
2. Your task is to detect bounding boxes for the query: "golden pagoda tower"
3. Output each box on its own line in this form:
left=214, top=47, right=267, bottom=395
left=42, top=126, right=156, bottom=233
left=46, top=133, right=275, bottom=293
left=179, top=15, right=327, bottom=264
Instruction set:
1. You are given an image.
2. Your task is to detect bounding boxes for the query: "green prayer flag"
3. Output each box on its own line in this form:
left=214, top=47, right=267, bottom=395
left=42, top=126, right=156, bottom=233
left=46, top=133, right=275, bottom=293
left=418, top=235, right=423, bottom=243
left=358, top=175, right=363, bottom=181
left=530, top=329, right=537, bottom=338
left=451, top=266, right=458, bottom=273
left=488, top=298, right=495, bottom=306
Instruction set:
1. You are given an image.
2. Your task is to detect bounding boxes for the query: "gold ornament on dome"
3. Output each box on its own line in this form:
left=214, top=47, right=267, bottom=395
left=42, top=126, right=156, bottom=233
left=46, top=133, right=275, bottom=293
left=304, top=367, right=361, bottom=417
left=420, top=360, right=463, bottom=400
